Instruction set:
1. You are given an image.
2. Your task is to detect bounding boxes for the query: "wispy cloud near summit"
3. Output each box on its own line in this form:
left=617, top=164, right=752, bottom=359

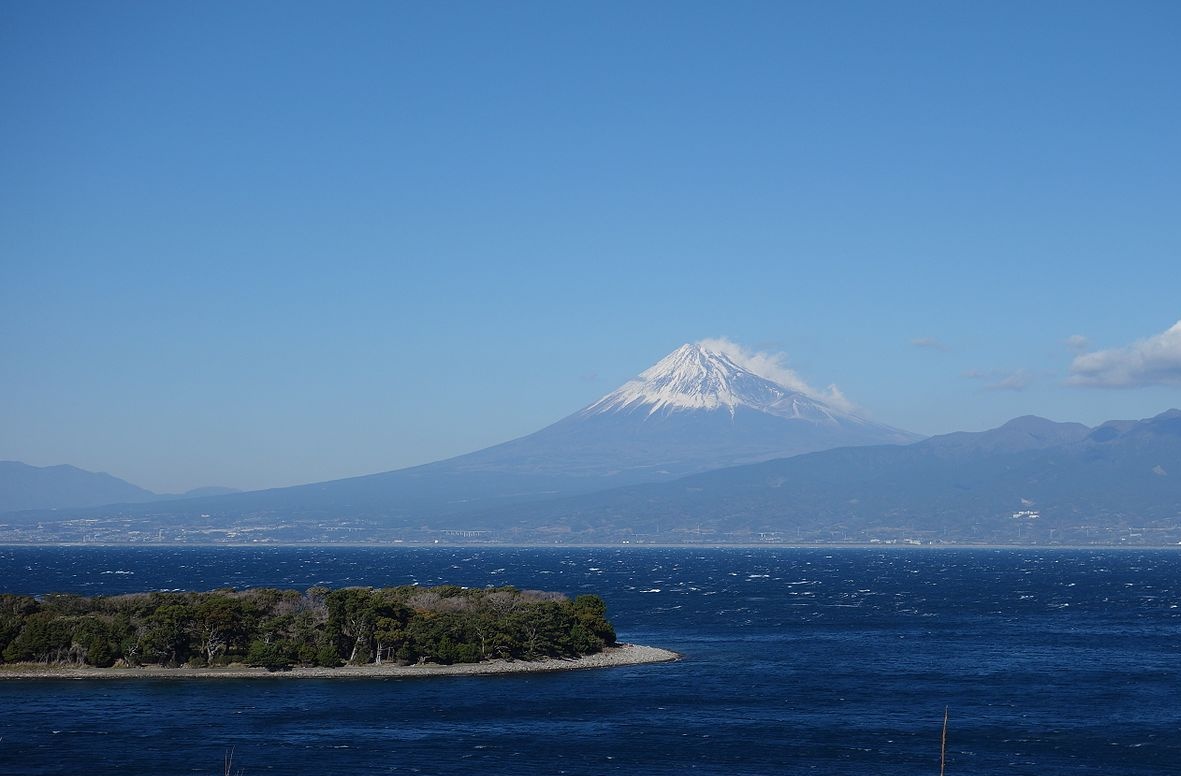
left=1068, top=320, right=1181, bottom=388
left=697, top=337, right=857, bottom=413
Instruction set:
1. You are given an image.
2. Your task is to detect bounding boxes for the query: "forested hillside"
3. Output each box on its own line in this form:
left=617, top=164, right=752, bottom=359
left=0, top=585, right=617, bottom=671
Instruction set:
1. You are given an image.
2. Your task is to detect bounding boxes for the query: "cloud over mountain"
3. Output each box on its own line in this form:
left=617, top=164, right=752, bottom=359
left=694, top=337, right=856, bottom=413
left=1069, top=320, right=1181, bottom=388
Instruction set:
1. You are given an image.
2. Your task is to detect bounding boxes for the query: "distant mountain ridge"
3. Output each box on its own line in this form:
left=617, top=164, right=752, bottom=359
left=4, top=408, right=1179, bottom=545
left=0, top=461, right=237, bottom=514
left=472, top=409, right=1181, bottom=544
left=0, top=461, right=156, bottom=513
left=918, top=415, right=1093, bottom=457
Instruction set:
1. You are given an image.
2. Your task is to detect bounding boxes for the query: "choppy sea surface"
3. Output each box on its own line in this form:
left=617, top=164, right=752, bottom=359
left=1, top=546, right=1179, bottom=775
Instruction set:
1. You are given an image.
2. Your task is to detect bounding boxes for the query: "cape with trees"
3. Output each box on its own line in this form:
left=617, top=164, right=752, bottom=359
left=0, top=585, right=617, bottom=671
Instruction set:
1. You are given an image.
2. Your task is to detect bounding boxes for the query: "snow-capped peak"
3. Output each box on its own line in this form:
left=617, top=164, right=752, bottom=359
left=583, top=343, right=851, bottom=422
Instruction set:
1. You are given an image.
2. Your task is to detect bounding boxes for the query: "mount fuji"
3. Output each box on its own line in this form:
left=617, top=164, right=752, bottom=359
left=452, top=342, right=921, bottom=484
left=7, top=342, right=920, bottom=525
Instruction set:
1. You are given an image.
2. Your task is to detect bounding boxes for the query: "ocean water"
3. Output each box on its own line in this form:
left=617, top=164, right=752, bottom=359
left=0, top=546, right=1178, bottom=775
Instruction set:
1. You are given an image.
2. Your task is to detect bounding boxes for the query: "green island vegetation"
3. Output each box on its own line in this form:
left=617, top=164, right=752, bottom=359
left=0, top=585, right=617, bottom=671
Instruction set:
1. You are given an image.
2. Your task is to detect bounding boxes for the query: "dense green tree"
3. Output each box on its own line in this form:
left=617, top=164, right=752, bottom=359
left=191, top=595, right=247, bottom=665
left=368, top=589, right=412, bottom=664
left=0, top=594, right=38, bottom=657
left=142, top=604, right=193, bottom=666
left=67, top=615, right=116, bottom=666
left=573, top=594, right=617, bottom=646
left=246, top=639, right=292, bottom=671
left=40, top=593, right=90, bottom=617
left=326, top=587, right=378, bottom=664
left=3, top=612, right=73, bottom=663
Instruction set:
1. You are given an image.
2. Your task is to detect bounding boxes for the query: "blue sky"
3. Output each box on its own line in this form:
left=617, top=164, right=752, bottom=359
left=2, top=2, right=1179, bottom=492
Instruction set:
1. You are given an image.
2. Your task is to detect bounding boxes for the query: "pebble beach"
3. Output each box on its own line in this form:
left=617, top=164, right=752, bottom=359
left=0, top=643, right=679, bottom=680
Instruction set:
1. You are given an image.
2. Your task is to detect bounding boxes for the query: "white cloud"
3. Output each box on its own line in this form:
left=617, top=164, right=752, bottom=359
left=697, top=337, right=858, bottom=413
left=1065, top=334, right=1089, bottom=351
left=1068, top=320, right=1181, bottom=388
left=911, top=336, right=950, bottom=352
left=819, top=383, right=856, bottom=413
left=986, top=369, right=1033, bottom=392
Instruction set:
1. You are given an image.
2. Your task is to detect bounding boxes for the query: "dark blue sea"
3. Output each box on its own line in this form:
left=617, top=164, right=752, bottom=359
left=1, top=546, right=1179, bottom=775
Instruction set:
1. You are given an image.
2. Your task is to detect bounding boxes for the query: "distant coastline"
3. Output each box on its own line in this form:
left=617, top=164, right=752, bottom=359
left=4, top=541, right=1181, bottom=550
left=0, top=643, right=679, bottom=680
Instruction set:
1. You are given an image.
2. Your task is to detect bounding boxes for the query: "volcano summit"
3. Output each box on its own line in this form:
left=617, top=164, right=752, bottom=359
left=539, top=342, right=922, bottom=478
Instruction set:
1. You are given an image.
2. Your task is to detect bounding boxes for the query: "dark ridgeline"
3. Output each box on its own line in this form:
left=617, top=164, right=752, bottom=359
left=0, top=460, right=240, bottom=514
left=481, top=409, right=1181, bottom=544
left=0, top=461, right=158, bottom=513
left=0, top=586, right=617, bottom=671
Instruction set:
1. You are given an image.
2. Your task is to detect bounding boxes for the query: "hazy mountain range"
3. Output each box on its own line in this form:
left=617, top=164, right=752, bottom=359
left=470, top=411, right=1181, bottom=544
left=0, top=461, right=240, bottom=514
left=1, top=343, right=918, bottom=519
left=2, top=342, right=1178, bottom=545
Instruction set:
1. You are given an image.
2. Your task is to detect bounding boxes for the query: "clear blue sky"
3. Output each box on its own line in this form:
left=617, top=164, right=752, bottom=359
left=2, top=1, right=1179, bottom=492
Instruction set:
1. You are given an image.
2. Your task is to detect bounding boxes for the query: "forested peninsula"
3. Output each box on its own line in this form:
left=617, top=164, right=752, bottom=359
left=0, top=585, right=626, bottom=674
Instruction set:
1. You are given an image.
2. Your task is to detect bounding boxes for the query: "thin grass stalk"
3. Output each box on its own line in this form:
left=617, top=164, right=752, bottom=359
left=939, top=706, right=949, bottom=776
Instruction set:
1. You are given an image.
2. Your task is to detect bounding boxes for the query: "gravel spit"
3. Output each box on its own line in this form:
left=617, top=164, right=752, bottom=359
left=0, top=644, right=680, bottom=680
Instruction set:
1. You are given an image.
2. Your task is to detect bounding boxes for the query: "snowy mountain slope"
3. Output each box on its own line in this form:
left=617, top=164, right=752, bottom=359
left=585, top=343, right=846, bottom=421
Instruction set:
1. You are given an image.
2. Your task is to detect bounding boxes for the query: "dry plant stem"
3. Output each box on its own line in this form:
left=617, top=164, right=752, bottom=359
left=940, top=706, right=949, bottom=776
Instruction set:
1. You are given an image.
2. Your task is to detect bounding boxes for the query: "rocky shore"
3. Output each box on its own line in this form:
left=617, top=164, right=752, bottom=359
left=0, top=643, right=679, bottom=680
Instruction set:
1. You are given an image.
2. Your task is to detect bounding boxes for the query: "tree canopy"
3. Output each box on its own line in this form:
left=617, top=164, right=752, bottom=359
left=0, top=585, right=617, bottom=671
